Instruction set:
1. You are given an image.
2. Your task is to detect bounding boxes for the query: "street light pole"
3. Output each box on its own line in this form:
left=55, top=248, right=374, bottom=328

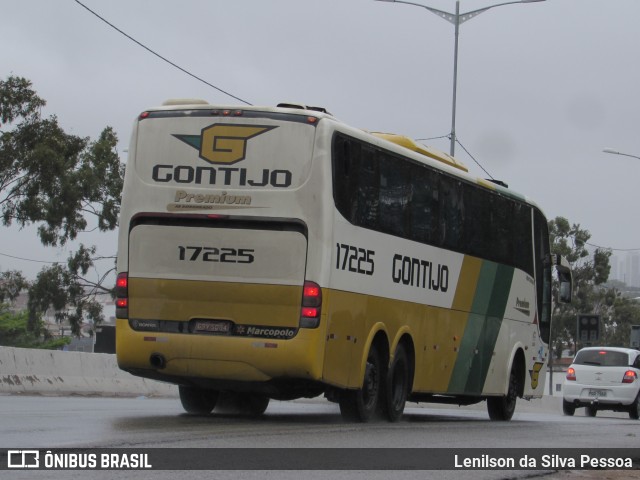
left=376, top=0, right=546, bottom=157
left=603, top=148, right=640, bottom=161
left=451, top=0, right=460, bottom=158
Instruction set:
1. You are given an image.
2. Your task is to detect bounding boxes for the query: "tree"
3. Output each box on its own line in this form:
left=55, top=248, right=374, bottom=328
left=0, top=75, right=124, bottom=335
left=548, top=217, right=612, bottom=357
left=0, top=270, right=28, bottom=303
left=548, top=216, right=640, bottom=355
left=0, top=304, right=69, bottom=350
left=604, top=295, right=640, bottom=347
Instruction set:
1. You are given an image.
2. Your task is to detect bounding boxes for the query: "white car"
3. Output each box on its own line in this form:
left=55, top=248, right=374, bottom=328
left=563, top=346, right=640, bottom=419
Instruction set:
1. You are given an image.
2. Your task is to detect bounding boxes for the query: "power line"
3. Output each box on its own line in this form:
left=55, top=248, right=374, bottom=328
left=0, top=252, right=57, bottom=264
left=73, top=0, right=252, bottom=106
left=586, top=242, right=640, bottom=253
left=0, top=251, right=115, bottom=265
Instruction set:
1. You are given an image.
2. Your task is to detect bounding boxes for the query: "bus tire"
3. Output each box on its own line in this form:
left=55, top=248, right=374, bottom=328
left=339, top=344, right=382, bottom=422
left=242, top=393, right=270, bottom=416
left=487, top=362, right=520, bottom=421
left=179, top=386, right=219, bottom=415
left=384, top=344, right=410, bottom=422
left=562, top=400, right=576, bottom=416
left=236, top=393, right=270, bottom=416
left=215, top=392, right=270, bottom=416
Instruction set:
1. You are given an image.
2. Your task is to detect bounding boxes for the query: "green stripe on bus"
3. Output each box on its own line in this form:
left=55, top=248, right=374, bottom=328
left=448, top=262, right=515, bottom=394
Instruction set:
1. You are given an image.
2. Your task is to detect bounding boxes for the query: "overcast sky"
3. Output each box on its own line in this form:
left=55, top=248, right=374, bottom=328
left=2, top=0, right=639, bottom=280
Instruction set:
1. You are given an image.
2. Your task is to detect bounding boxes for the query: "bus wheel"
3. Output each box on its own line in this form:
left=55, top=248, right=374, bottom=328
left=240, top=393, right=270, bottom=416
left=215, top=392, right=270, bottom=416
left=235, top=393, right=270, bottom=416
left=562, top=400, right=576, bottom=416
left=179, top=386, right=219, bottom=415
left=384, top=344, right=410, bottom=422
left=487, top=363, right=519, bottom=421
left=339, top=344, right=382, bottom=422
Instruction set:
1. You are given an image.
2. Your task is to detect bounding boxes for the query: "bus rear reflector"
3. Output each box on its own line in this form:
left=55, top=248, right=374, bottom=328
left=301, top=307, right=318, bottom=318
left=300, top=281, right=321, bottom=329
left=115, top=272, right=129, bottom=319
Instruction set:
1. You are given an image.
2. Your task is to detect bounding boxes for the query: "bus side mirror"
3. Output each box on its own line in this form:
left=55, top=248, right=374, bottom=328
left=554, top=254, right=572, bottom=304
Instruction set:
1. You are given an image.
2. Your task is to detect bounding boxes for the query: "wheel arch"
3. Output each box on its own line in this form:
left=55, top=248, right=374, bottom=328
left=390, top=329, right=416, bottom=392
left=357, top=323, right=390, bottom=387
left=507, top=345, right=527, bottom=398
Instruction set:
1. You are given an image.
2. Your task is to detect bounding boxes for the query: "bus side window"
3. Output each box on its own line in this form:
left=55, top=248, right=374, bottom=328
left=354, top=144, right=379, bottom=229
left=411, top=167, right=438, bottom=245
left=439, top=176, right=464, bottom=251
left=378, top=153, right=411, bottom=238
left=342, top=140, right=352, bottom=176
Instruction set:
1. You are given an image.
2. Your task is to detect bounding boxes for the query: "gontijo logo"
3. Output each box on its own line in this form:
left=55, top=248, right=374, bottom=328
left=173, top=124, right=277, bottom=165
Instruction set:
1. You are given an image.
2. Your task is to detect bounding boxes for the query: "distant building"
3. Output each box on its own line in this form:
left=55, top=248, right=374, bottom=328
left=610, top=254, right=621, bottom=282
left=609, top=252, right=640, bottom=288
left=630, top=252, right=640, bottom=288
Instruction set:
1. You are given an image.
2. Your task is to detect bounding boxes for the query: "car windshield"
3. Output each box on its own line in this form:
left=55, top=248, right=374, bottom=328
left=574, top=350, right=629, bottom=367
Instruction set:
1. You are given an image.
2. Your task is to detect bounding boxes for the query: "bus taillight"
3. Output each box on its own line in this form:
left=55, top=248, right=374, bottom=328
left=115, top=272, right=129, bottom=319
left=300, top=281, right=322, bottom=328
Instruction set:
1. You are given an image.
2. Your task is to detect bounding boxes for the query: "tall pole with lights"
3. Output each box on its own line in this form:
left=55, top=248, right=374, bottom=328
left=376, top=0, right=546, bottom=157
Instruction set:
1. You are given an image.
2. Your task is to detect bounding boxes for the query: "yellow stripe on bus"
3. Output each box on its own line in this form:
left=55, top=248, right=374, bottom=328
left=128, top=278, right=302, bottom=327
left=417, top=255, right=483, bottom=393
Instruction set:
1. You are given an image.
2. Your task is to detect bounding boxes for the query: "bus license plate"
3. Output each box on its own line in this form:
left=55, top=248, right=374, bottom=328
left=588, top=389, right=607, bottom=397
left=193, top=319, right=232, bottom=334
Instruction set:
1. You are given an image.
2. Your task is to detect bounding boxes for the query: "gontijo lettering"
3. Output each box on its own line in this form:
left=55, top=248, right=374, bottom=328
left=392, top=253, right=449, bottom=292
left=152, top=165, right=292, bottom=187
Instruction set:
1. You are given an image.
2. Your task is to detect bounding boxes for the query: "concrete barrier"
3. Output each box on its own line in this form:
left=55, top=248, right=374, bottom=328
left=0, top=346, right=176, bottom=397
left=0, top=346, right=565, bottom=411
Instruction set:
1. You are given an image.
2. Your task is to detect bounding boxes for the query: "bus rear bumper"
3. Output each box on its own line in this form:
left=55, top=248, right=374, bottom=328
left=116, top=319, right=326, bottom=398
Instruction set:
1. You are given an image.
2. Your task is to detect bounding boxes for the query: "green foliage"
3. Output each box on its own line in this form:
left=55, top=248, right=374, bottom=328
left=0, top=270, right=28, bottom=303
left=28, top=250, right=105, bottom=336
left=0, top=305, right=70, bottom=350
left=549, top=216, right=639, bottom=356
left=603, top=295, right=640, bottom=347
left=1, top=75, right=124, bottom=246
left=0, top=75, right=124, bottom=336
left=0, top=76, right=45, bottom=124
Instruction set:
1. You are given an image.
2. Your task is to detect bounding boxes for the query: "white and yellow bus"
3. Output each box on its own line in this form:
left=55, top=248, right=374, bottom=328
left=116, top=100, right=571, bottom=421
